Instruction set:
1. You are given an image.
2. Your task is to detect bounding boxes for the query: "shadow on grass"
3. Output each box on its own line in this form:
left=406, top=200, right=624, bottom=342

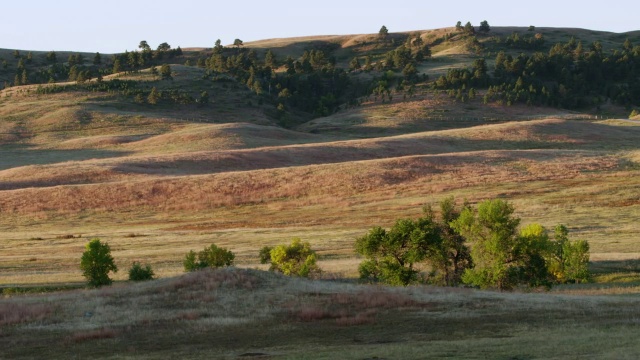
left=0, top=146, right=132, bottom=171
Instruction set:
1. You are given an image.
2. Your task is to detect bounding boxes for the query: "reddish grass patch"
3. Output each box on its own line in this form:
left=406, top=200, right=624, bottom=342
left=68, top=328, right=118, bottom=343
left=0, top=302, right=55, bottom=326
left=160, top=269, right=259, bottom=293
left=289, top=289, right=429, bottom=326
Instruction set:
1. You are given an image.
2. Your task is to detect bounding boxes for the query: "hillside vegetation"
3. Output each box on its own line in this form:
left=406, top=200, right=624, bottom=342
left=1, top=24, right=640, bottom=358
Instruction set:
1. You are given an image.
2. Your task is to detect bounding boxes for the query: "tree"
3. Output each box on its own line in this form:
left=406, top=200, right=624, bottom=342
left=157, top=42, right=171, bottom=52
left=355, top=216, right=441, bottom=286
left=349, top=57, right=361, bottom=71
left=128, top=262, right=154, bottom=281
left=160, top=64, right=172, bottom=80
left=184, top=244, right=235, bottom=272
left=548, top=225, right=590, bottom=283
left=479, top=20, right=490, bottom=33
left=26, top=52, right=33, bottom=64
left=147, top=87, right=160, bottom=104
left=198, top=91, right=209, bottom=105
left=80, top=238, right=118, bottom=287
left=260, top=239, right=320, bottom=277
left=265, top=49, right=277, bottom=68
left=46, top=51, right=57, bottom=63
left=233, top=39, right=244, bottom=49
left=93, top=52, right=102, bottom=65
left=528, top=25, right=536, bottom=32
left=464, top=22, right=475, bottom=35
left=455, top=21, right=463, bottom=31
left=112, top=58, right=122, bottom=73
left=356, top=198, right=472, bottom=286
left=452, top=199, right=563, bottom=290
left=139, top=40, right=151, bottom=52
left=379, top=25, right=389, bottom=38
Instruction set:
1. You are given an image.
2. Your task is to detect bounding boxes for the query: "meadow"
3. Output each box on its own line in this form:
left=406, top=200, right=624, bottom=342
left=1, top=26, right=640, bottom=358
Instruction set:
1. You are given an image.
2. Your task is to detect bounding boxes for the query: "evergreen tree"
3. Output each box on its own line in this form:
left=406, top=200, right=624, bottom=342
left=93, top=52, right=102, bottom=65
left=479, top=20, right=490, bottom=33
left=148, top=87, right=160, bottom=104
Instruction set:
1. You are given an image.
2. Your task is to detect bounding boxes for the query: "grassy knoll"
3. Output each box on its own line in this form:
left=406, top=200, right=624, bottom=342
left=3, top=268, right=640, bottom=359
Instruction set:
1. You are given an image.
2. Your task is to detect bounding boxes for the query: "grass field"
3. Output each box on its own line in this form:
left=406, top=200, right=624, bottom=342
left=2, top=26, right=640, bottom=359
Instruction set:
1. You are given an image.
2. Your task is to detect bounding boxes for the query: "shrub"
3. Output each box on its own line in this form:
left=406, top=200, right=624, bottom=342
left=630, top=109, right=639, bottom=119
left=128, top=262, right=155, bottom=281
left=80, top=238, right=118, bottom=287
left=184, top=244, right=235, bottom=272
left=260, top=238, right=320, bottom=277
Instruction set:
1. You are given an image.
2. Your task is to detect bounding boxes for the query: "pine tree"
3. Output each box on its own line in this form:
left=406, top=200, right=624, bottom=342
left=148, top=87, right=160, bottom=104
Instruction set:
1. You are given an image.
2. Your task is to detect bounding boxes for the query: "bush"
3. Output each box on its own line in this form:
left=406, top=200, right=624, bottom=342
left=184, top=244, right=235, bottom=272
left=630, top=109, right=639, bottom=119
left=128, top=262, right=155, bottom=281
left=80, top=238, right=117, bottom=287
left=260, top=238, right=320, bottom=277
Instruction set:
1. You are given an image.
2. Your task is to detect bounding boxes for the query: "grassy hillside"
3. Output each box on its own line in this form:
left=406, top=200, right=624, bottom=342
left=1, top=25, right=640, bottom=358
left=4, top=268, right=640, bottom=359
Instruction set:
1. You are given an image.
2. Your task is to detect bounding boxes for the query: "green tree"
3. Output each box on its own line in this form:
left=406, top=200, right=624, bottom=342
left=112, top=58, right=122, bottom=73
left=128, top=262, right=155, bottom=281
left=80, top=238, right=118, bottom=287
left=184, top=244, right=235, bottom=272
left=548, top=225, right=590, bottom=283
left=355, top=215, right=441, bottom=286
left=452, top=199, right=558, bottom=290
left=455, top=21, right=463, bottom=31
left=479, top=20, right=490, bottom=33
left=159, top=64, right=172, bottom=80
left=260, top=239, right=320, bottom=277
left=93, top=52, right=102, bottom=65
left=26, top=52, right=33, bottom=64
left=233, top=39, right=244, bottom=48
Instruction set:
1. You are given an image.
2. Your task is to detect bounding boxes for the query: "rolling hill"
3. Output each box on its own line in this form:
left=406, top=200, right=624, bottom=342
left=1, top=24, right=640, bottom=359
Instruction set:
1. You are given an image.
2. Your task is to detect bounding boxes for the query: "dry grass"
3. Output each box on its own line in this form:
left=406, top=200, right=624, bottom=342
left=4, top=268, right=640, bottom=359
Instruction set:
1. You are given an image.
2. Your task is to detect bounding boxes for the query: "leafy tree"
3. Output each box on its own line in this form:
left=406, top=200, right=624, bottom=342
left=159, top=64, right=172, bottom=80
left=355, top=216, right=441, bottom=286
left=455, top=21, right=463, bottom=31
left=128, top=262, right=154, bottom=281
left=479, top=20, right=490, bottom=33
left=80, top=238, right=118, bottom=287
left=233, top=39, right=244, bottom=48
left=451, top=199, right=522, bottom=290
left=548, top=225, right=590, bottom=283
left=184, top=244, right=235, bottom=272
left=528, top=25, right=536, bottom=32
left=260, top=239, right=320, bottom=277
left=451, top=200, right=580, bottom=289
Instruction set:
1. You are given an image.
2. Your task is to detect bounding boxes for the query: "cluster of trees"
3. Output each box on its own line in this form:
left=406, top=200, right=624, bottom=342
left=202, top=39, right=365, bottom=121
left=435, top=37, right=640, bottom=108
left=80, top=239, right=154, bottom=287
left=81, top=198, right=588, bottom=292
left=80, top=238, right=321, bottom=287
left=491, top=32, right=546, bottom=50
left=356, top=198, right=590, bottom=290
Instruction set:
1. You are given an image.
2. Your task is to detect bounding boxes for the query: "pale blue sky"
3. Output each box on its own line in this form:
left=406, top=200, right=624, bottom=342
left=1, top=0, right=636, bottom=53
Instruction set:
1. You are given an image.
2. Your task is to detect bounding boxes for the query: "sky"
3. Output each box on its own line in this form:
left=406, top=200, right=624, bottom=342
left=1, top=0, right=637, bottom=54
